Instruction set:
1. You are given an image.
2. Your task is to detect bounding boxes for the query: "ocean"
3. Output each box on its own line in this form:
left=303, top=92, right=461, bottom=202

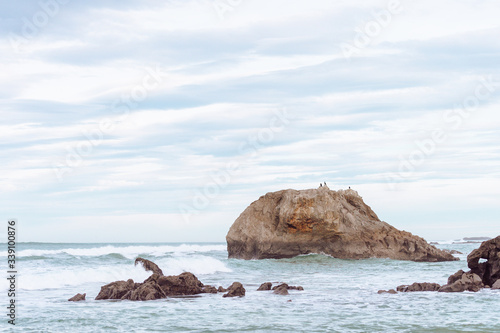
left=5, top=241, right=500, bottom=332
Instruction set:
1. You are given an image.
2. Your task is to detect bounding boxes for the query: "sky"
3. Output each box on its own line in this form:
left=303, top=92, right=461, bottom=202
left=1, top=0, right=499, bottom=243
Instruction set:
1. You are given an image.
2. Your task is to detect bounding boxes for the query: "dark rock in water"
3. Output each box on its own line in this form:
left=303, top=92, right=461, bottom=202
left=68, top=293, right=86, bottom=301
left=96, top=259, right=209, bottom=301
left=202, top=285, right=218, bottom=294
left=438, top=271, right=483, bottom=293
left=396, top=282, right=441, bottom=292
left=157, top=272, right=204, bottom=296
left=272, top=283, right=289, bottom=291
left=128, top=281, right=167, bottom=301
left=492, top=280, right=500, bottom=290
left=223, top=282, right=245, bottom=298
left=217, top=286, right=227, bottom=293
left=467, top=235, right=500, bottom=287
left=96, top=279, right=136, bottom=300
left=257, top=282, right=272, bottom=291
left=377, top=289, right=397, bottom=294
left=135, top=257, right=163, bottom=276
left=226, top=187, right=457, bottom=262
left=273, top=284, right=289, bottom=295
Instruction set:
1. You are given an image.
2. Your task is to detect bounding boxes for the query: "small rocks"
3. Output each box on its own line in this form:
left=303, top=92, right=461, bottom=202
left=257, top=282, right=304, bottom=295
left=396, top=282, right=441, bottom=292
left=377, top=289, right=397, bottom=294
left=442, top=249, right=463, bottom=255
left=202, top=285, right=218, bottom=294
left=273, top=284, right=289, bottom=295
left=68, top=293, right=86, bottom=301
left=223, top=282, right=246, bottom=298
left=217, top=286, right=227, bottom=293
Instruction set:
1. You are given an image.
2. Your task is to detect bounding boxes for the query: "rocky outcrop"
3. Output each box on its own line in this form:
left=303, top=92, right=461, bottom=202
left=68, top=293, right=86, bottom=301
left=388, top=236, right=500, bottom=293
left=467, top=235, right=500, bottom=287
left=95, top=259, right=223, bottom=301
left=273, top=284, right=289, bottom=295
left=227, top=187, right=457, bottom=262
left=223, top=282, right=246, bottom=298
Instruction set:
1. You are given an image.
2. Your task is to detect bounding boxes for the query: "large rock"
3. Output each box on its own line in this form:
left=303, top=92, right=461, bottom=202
left=467, top=235, right=500, bottom=287
left=227, top=187, right=457, bottom=261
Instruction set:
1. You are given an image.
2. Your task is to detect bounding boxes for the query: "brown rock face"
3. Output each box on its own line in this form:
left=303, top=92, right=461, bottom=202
left=223, top=282, right=246, bottom=298
left=467, top=235, right=500, bottom=287
left=226, top=187, right=456, bottom=262
left=438, top=272, right=483, bottom=292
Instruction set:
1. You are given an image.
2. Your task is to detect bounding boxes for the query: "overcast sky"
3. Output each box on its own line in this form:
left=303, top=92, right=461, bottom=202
left=1, top=0, right=499, bottom=243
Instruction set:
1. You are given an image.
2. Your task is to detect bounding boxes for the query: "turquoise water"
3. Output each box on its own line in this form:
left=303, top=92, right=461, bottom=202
left=4, top=242, right=500, bottom=332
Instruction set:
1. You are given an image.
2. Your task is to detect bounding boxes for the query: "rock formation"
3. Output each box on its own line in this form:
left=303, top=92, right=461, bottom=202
left=388, top=236, right=500, bottom=293
left=68, top=293, right=86, bottom=301
left=222, top=282, right=246, bottom=298
left=95, top=258, right=240, bottom=301
left=227, top=187, right=456, bottom=262
left=467, top=235, right=500, bottom=287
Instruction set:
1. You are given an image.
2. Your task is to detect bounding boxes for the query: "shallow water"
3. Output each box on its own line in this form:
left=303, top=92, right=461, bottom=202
left=4, top=242, right=500, bottom=332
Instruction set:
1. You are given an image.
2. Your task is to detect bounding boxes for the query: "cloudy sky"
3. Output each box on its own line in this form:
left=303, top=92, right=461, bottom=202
left=1, top=0, right=499, bottom=243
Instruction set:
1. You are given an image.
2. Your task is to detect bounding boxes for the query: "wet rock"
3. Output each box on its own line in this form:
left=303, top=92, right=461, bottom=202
left=226, top=188, right=457, bottom=262
left=68, top=293, right=86, bottom=301
left=438, top=272, right=483, bottom=293
left=128, top=281, right=167, bottom=301
left=257, top=282, right=272, bottom=291
left=396, top=282, right=441, bottom=292
left=467, top=235, right=500, bottom=287
left=217, top=286, right=227, bottom=293
left=377, top=289, right=397, bottom=294
left=96, top=279, right=135, bottom=300
left=135, top=257, right=163, bottom=276
left=223, top=282, right=245, bottom=298
left=157, top=272, right=204, bottom=296
left=273, top=284, right=289, bottom=295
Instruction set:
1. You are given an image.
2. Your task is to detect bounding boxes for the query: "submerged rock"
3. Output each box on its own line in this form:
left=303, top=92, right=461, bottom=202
left=227, top=187, right=457, bottom=262
left=377, top=289, right=397, bottom=294
left=223, top=282, right=246, bottom=298
left=68, top=293, right=86, bottom=301
left=273, top=284, right=289, bottom=295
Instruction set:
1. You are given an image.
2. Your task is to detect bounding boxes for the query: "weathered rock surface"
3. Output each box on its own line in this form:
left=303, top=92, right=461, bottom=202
left=95, top=259, right=219, bottom=301
left=438, top=271, right=483, bottom=292
left=467, top=235, right=500, bottom=287
left=257, top=282, right=272, bottom=291
left=68, top=293, right=86, bottom=301
left=223, top=282, right=246, bottom=298
left=397, top=282, right=441, bottom=292
left=443, top=249, right=463, bottom=255
left=227, top=187, right=457, bottom=262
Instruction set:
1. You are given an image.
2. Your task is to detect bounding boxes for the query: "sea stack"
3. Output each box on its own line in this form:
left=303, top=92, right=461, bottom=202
left=226, top=186, right=457, bottom=262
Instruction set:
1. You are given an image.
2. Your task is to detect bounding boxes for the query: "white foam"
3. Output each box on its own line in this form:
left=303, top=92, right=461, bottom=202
left=16, top=255, right=231, bottom=290
left=19, top=244, right=227, bottom=259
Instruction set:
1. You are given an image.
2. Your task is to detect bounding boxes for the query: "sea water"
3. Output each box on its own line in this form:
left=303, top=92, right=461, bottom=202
left=3, top=242, right=499, bottom=332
